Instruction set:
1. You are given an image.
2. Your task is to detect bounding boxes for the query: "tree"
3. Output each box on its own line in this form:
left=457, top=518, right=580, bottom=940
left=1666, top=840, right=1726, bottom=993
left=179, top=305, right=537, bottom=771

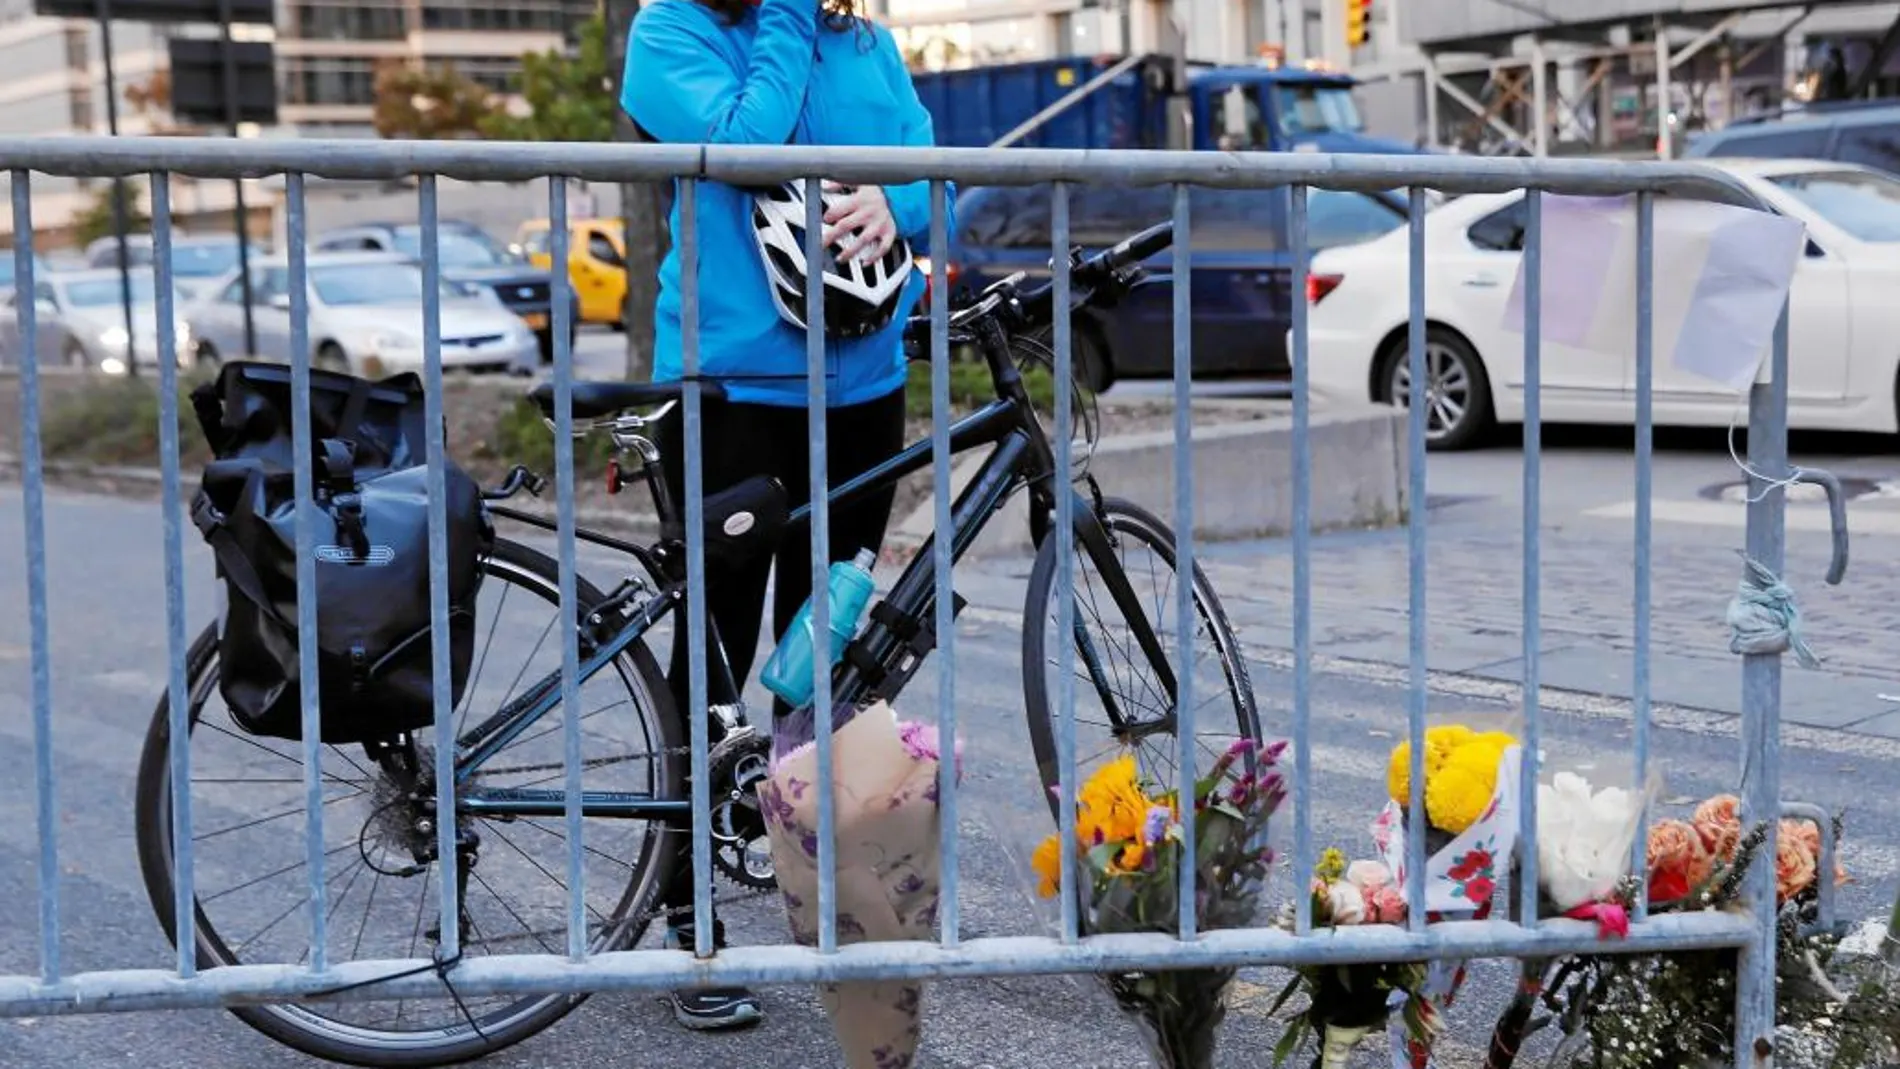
left=371, top=59, right=500, bottom=140
left=73, top=182, right=151, bottom=248
left=604, top=0, right=668, bottom=383
left=478, top=14, right=616, bottom=143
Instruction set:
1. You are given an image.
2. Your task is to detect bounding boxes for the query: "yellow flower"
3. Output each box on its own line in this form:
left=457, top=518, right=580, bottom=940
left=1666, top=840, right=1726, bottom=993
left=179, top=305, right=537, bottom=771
left=1031, top=833, right=1064, bottom=899
left=1316, top=846, right=1347, bottom=882
left=1077, top=754, right=1149, bottom=847
left=1112, top=841, right=1149, bottom=874
left=1425, top=742, right=1505, bottom=834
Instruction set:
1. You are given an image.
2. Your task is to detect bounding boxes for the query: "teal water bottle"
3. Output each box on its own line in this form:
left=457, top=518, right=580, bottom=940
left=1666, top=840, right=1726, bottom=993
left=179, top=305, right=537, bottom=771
left=761, top=548, right=879, bottom=711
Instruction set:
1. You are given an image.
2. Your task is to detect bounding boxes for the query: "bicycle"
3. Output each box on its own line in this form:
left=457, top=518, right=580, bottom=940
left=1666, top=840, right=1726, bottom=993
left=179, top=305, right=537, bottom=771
left=133, top=220, right=1261, bottom=1067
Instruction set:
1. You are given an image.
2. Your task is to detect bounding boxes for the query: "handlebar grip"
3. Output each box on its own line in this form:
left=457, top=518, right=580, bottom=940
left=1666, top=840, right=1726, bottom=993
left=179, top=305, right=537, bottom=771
left=1095, top=221, right=1175, bottom=274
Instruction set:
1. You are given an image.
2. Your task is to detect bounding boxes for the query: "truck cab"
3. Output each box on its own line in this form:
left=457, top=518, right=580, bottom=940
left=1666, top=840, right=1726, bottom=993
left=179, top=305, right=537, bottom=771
left=1193, top=67, right=1420, bottom=154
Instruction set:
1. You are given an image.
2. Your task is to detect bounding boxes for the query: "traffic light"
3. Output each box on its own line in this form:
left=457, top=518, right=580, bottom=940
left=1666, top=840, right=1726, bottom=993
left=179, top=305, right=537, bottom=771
left=1346, top=0, right=1371, bottom=48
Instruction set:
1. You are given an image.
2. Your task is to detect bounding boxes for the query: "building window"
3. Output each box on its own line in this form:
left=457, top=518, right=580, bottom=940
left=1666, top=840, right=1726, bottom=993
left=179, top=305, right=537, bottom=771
left=292, top=3, right=408, bottom=41
left=282, top=58, right=378, bottom=106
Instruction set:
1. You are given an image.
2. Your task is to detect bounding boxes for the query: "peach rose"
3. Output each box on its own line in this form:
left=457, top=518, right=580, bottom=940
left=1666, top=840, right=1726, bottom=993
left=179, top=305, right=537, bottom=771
left=1775, top=835, right=1818, bottom=904
left=1780, top=818, right=1850, bottom=888
left=1692, top=794, right=1742, bottom=861
left=1647, top=819, right=1713, bottom=903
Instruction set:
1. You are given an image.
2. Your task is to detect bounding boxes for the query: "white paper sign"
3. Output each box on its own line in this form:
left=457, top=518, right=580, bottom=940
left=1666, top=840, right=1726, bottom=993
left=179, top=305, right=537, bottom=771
left=1501, top=193, right=1807, bottom=392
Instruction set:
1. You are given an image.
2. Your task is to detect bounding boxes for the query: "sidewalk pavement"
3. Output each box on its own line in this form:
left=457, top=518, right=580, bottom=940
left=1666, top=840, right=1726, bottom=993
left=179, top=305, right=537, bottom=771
left=950, top=504, right=1900, bottom=740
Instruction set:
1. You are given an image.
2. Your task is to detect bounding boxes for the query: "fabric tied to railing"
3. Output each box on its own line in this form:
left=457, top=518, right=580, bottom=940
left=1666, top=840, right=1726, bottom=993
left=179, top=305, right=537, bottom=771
left=1726, top=555, right=1821, bottom=669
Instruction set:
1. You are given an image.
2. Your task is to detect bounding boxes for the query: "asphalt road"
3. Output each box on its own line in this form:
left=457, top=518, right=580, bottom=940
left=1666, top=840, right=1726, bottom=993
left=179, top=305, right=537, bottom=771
left=2, top=433, right=1898, bottom=1068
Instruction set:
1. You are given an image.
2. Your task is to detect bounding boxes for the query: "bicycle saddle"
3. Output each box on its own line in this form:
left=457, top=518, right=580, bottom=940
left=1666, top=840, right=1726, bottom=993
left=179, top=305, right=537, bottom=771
left=528, top=379, right=728, bottom=420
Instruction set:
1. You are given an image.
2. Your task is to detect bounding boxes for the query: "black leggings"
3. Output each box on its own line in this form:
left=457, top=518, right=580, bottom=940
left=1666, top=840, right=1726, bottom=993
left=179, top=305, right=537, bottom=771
left=653, top=386, right=907, bottom=916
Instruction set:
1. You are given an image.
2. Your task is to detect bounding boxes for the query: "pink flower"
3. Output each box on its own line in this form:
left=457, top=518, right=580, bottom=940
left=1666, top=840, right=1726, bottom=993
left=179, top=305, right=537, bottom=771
left=1365, top=885, right=1408, bottom=925
left=896, top=720, right=963, bottom=781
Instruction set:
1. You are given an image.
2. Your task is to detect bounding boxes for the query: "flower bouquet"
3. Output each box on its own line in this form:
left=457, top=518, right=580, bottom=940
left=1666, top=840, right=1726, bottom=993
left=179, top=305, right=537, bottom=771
left=1030, top=739, right=1286, bottom=1069
left=1535, top=759, right=1656, bottom=935
left=1272, top=850, right=1439, bottom=1069
left=757, top=699, right=962, bottom=1069
left=1369, top=716, right=1521, bottom=1068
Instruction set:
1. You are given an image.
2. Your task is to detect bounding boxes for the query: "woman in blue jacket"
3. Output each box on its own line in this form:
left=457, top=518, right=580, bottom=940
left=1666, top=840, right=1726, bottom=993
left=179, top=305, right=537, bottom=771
left=623, top=0, right=951, bottom=1032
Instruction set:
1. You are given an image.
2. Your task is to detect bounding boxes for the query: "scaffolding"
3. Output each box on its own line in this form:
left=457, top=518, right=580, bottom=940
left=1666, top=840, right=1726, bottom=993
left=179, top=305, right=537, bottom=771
left=1361, top=0, right=1900, bottom=158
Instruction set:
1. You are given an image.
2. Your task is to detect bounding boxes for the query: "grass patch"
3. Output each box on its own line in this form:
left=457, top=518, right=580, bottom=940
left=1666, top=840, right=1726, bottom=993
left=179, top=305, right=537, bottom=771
left=478, top=395, right=617, bottom=480
left=903, top=358, right=1056, bottom=420
left=40, top=373, right=214, bottom=468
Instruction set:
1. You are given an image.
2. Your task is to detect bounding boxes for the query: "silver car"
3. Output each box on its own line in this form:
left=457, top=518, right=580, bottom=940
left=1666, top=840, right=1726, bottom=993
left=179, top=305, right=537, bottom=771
left=0, top=267, right=194, bottom=373
left=187, top=251, right=540, bottom=375
left=84, top=233, right=267, bottom=300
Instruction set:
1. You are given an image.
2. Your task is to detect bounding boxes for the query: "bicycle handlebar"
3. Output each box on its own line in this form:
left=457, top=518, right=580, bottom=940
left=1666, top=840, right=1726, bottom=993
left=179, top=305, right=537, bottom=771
left=904, top=221, right=1177, bottom=347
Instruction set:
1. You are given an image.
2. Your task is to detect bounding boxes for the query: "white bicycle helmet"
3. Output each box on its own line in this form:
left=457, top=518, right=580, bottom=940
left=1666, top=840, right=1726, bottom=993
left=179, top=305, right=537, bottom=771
left=749, top=180, right=914, bottom=339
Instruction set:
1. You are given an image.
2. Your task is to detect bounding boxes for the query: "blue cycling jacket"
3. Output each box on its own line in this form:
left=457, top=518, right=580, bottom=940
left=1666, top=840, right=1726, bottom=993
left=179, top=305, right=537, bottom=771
left=623, top=0, right=954, bottom=408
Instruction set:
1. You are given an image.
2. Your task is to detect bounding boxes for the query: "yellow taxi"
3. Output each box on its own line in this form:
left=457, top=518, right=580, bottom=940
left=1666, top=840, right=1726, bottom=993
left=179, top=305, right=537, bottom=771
left=512, top=217, right=627, bottom=328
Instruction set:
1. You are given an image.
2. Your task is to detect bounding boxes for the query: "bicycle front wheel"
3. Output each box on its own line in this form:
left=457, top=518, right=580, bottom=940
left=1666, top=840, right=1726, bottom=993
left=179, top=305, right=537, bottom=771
left=133, top=539, right=684, bottom=1067
left=1022, top=497, right=1260, bottom=810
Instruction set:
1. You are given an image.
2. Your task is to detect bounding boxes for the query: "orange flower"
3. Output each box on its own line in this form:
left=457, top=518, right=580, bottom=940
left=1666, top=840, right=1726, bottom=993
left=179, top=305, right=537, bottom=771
left=1692, top=794, right=1742, bottom=861
left=1775, top=833, right=1818, bottom=904
left=1647, top=819, right=1713, bottom=903
left=1031, top=834, right=1064, bottom=899
left=1780, top=819, right=1850, bottom=888
left=1112, top=841, right=1149, bottom=874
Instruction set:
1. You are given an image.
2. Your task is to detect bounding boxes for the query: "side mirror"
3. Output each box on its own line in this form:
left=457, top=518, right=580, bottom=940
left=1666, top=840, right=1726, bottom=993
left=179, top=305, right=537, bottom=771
left=1806, top=238, right=1827, bottom=258
left=268, top=292, right=292, bottom=311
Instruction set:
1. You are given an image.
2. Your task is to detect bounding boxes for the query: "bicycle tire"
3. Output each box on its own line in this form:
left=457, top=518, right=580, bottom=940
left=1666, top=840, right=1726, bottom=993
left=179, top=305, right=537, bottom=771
left=1020, top=496, right=1260, bottom=814
left=133, top=538, right=686, bottom=1068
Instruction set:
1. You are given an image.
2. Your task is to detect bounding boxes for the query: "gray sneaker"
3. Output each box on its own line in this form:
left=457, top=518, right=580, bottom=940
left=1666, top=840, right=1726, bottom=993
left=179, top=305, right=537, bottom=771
left=663, top=923, right=763, bottom=1031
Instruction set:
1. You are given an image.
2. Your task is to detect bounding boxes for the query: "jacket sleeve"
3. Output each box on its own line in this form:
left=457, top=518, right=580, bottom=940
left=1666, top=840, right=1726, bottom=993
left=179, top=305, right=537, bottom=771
left=622, top=0, right=817, bottom=146
left=877, top=29, right=954, bottom=253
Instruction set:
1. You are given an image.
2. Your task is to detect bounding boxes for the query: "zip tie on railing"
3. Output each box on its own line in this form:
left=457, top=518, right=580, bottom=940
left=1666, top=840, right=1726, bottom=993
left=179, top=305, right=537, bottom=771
left=1726, top=554, right=1821, bottom=669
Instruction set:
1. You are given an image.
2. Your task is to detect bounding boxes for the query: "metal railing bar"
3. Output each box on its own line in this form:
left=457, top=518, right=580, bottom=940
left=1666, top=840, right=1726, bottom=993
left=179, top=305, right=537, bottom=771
left=681, top=178, right=715, bottom=961
left=0, top=138, right=1774, bottom=208
left=549, top=179, right=587, bottom=964
left=1404, top=185, right=1428, bottom=933
left=0, top=913, right=1764, bottom=1017
left=1170, top=181, right=1197, bottom=942
left=1289, top=183, right=1314, bottom=938
left=1050, top=179, right=1078, bottom=946
left=11, top=171, right=57, bottom=985
left=802, top=174, right=837, bottom=956
left=930, top=178, right=961, bottom=950
left=149, top=171, right=199, bottom=978
left=285, top=170, right=326, bottom=971
left=1518, top=189, right=1543, bottom=928
left=1631, top=192, right=1656, bottom=924
left=419, top=175, right=461, bottom=961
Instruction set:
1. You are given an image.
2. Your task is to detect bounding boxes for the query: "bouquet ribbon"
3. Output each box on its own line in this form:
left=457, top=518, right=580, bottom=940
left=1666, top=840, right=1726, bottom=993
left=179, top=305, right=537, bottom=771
left=1562, top=901, right=1630, bottom=939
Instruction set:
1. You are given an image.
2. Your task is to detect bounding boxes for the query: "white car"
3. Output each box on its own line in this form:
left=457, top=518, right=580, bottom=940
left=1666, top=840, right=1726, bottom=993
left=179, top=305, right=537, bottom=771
left=0, top=267, right=193, bottom=374
left=188, top=251, right=540, bottom=375
left=1300, top=158, right=1900, bottom=448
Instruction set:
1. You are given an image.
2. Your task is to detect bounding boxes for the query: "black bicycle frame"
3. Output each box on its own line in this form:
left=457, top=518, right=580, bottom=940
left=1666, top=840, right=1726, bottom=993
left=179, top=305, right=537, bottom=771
left=456, top=330, right=1179, bottom=819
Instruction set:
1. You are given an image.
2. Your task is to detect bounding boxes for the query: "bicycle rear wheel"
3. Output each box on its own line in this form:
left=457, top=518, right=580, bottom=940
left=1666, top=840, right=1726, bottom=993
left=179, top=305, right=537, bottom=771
left=1021, top=496, right=1260, bottom=810
left=134, top=539, right=684, bottom=1067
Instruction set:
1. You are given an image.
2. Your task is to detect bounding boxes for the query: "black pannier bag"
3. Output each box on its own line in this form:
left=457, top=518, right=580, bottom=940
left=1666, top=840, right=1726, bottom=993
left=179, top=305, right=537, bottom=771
left=188, top=361, right=494, bottom=743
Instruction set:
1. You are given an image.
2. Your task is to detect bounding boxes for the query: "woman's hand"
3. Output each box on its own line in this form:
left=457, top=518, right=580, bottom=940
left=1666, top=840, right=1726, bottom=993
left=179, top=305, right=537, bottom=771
left=821, top=181, right=897, bottom=265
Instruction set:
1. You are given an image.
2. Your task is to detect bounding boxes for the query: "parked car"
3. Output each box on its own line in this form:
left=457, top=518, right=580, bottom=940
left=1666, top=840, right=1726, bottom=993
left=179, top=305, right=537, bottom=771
left=187, top=251, right=540, bottom=375
left=946, top=183, right=1410, bottom=388
left=0, top=249, right=48, bottom=298
left=0, top=267, right=192, bottom=372
left=83, top=233, right=268, bottom=299
left=1682, top=99, right=1900, bottom=175
left=311, top=220, right=579, bottom=360
left=1299, top=158, right=1900, bottom=448
left=512, top=216, right=628, bottom=329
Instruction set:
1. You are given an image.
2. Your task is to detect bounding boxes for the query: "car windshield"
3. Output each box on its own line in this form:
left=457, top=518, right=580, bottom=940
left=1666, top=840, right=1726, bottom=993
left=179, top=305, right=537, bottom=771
left=312, top=262, right=462, bottom=306
left=1768, top=169, right=1900, bottom=241
left=389, top=228, right=512, bottom=268
left=171, top=242, right=251, bottom=278
left=62, top=275, right=160, bottom=306
left=1274, top=83, right=1365, bottom=138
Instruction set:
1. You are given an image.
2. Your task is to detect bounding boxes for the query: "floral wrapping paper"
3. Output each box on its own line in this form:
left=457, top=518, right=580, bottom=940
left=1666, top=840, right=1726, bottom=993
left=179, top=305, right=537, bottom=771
left=757, top=701, right=955, bottom=1069
left=1371, top=744, right=1521, bottom=1069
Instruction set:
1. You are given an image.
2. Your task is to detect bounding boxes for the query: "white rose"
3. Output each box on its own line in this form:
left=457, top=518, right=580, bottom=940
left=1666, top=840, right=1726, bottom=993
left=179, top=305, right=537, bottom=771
left=1326, top=882, right=1367, bottom=926
left=1537, top=773, right=1644, bottom=911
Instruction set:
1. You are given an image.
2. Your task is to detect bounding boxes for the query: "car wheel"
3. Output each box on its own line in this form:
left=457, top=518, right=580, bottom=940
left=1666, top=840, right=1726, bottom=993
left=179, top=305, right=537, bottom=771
left=537, top=327, right=555, bottom=364
left=1378, top=326, right=1494, bottom=451
left=315, top=342, right=349, bottom=374
left=194, top=340, right=220, bottom=368
left=62, top=340, right=88, bottom=370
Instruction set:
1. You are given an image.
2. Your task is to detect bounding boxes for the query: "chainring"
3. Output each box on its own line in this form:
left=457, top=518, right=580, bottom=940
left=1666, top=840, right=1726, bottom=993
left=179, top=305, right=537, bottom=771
left=708, top=729, right=777, bottom=891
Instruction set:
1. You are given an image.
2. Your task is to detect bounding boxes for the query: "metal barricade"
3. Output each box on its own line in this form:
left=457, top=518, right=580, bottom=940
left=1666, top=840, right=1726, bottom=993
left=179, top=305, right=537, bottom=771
left=0, top=137, right=1832, bottom=1066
